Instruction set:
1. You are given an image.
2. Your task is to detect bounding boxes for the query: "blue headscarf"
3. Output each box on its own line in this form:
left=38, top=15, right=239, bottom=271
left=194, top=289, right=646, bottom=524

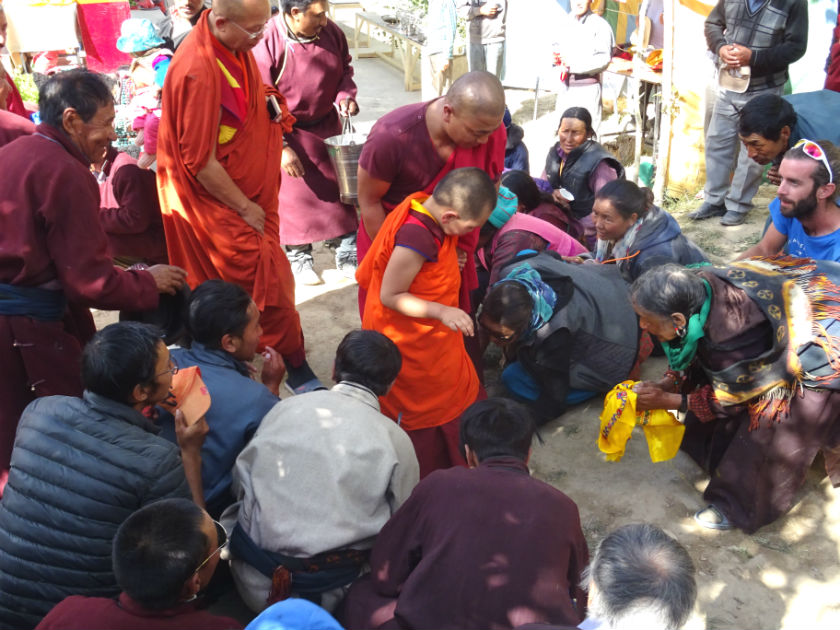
left=496, top=262, right=557, bottom=335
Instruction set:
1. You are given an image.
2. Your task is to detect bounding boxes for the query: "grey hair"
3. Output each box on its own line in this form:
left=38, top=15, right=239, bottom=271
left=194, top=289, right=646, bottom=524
left=630, top=264, right=706, bottom=320
left=583, top=524, right=697, bottom=630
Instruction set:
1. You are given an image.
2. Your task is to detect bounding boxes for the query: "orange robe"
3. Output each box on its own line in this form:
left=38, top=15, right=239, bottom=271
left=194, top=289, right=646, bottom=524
left=156, top=13, right=301, bottom=354
left=357, top=193, right=480, bottom=431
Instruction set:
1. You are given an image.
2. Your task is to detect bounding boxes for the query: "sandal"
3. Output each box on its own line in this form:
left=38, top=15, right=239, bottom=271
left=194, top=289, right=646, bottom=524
left=285, top=378, right=327, bottom=396
left=694, top=504, right=734, bottom=530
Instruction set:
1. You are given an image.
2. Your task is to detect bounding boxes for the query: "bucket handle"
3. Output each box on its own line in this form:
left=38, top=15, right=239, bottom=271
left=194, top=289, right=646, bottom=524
left=341, top=114, right=356, bottom=136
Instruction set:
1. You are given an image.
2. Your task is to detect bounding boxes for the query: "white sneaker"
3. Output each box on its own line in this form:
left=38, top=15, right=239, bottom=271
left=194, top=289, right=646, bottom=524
left=292, top=258, right=322, bottom=285
left=336, top=256, right=357, bottom=280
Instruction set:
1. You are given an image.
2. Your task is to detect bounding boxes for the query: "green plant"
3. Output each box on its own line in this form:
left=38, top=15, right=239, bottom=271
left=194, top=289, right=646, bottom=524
left=13, top=72, right=38, bottom=104
left=407, top=0, right=429, bottom=12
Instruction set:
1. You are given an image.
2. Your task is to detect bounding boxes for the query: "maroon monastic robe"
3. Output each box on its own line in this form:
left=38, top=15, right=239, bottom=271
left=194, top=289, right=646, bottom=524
left=252, top=16, right=358, bottom=245
left=339, top=457, right=589, bottom=630
left=0, top=125, right=158, bottom=490
left=0, top=108, right=34, bottom=148
left=99, top=150, right=168, bottom=264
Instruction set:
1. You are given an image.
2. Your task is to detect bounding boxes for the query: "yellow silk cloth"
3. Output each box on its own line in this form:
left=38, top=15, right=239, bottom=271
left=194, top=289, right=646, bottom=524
left=598, top=381, right=685, bottom=463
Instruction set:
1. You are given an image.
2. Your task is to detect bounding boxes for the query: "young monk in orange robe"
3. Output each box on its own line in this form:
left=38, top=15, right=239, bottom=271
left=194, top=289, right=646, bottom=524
left=156, top=4, right=321, bottom=391
left=357, top=168, right=497, bottom=477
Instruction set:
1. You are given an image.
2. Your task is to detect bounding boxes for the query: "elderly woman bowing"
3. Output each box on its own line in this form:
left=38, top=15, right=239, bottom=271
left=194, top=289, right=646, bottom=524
left=631, top=260, right=840, bottom=532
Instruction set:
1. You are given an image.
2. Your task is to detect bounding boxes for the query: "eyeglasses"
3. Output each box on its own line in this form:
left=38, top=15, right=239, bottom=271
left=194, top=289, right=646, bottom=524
left=154, top=358, right=179, bottom=379
left=194, top=520, right=229, bottom=574
left=794, top=139, right=834, bottom=184
left=479, top=319, right=517, bottom=343
left=228, top=19, right=267, bottom=40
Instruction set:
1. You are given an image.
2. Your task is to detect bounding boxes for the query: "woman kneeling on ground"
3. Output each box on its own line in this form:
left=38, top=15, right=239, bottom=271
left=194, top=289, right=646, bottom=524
left=567, top=179, right=707, bottom=282
left=540, top=107, right=624, bottom=248
left=478, top=250, right=649, bottom=424
left=631, top=261, right=840, bottom=533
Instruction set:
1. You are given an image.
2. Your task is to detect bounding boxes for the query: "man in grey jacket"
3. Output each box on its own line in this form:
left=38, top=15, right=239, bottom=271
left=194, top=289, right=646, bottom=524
left=458, top=0, right=507, bottom=79
left=689, top=0, right=808, bottom=226
left=224, top=330, right=419, bottom=613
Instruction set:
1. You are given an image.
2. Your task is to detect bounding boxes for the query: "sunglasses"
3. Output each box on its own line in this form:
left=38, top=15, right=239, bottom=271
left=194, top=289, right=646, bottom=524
left=194, top=520, right=229, bottom=574
left=794, top=139, right=834, bottom=184
left=229, top=19, right=267, bottom=40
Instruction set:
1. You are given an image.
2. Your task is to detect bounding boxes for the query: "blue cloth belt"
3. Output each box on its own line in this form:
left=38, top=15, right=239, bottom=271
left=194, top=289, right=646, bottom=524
left=0, top=283, right=66, bottom=321
left=229, top=523, right=366, bottom=595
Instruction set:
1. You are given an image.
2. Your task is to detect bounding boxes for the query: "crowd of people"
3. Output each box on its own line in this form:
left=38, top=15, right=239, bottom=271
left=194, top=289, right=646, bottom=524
left=1, top=0, right=840, bottom=627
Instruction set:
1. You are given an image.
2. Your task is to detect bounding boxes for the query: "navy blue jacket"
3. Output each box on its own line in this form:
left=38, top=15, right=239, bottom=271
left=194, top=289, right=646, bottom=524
left=0, top=392, right=190, bottom=629
left=619, top=209, right=708, bottom=283
left=159, top=343, right=278, bottom=517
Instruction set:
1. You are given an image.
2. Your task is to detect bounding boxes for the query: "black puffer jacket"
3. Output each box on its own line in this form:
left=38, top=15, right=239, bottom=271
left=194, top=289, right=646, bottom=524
left=0, top=392, right=190, bottom=629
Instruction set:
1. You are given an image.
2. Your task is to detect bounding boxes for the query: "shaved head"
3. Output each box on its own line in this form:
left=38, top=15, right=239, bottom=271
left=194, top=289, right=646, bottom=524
left=446, top=71, right=506, bottom=120
left=433, top=167, right=497, bottom=220
left=209, top=0, right=270, bottom=51
left=212, top=0, right=269, bottom=21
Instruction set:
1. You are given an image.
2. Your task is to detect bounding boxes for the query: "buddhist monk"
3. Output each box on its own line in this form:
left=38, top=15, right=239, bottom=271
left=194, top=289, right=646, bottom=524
left=156, top=0, right=323, bottom=393
left=358, top=168, right=497, bottom=477
left=356, top=70, right=506, bottom=327
left=0, top=6, right=30, bottom=119
left=0, top=108, right=33, bottom=148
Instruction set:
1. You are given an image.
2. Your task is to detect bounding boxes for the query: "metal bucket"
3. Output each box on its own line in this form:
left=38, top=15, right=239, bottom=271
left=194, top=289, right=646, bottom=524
left=324, top=117, right=367, bottom=205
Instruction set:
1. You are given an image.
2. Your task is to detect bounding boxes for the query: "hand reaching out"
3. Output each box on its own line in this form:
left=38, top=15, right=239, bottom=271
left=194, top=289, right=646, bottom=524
left=438, top=306, right=475, bottom=336
left=281, top=146, right=305, bottom=178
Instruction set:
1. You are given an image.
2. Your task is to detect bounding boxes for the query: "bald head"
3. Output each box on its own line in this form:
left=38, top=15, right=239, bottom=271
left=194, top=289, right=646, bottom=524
left=212, top=0, right=269, bottom=22
left=446, top=71, right=506, bottom=120
left=433, top=167, right=496, bottom=220
left=209, top=0, right=270, bottom=51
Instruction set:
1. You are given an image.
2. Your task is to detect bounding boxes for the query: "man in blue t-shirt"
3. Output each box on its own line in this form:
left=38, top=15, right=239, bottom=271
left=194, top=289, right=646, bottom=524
left=738, top=140, right=840, bottom=262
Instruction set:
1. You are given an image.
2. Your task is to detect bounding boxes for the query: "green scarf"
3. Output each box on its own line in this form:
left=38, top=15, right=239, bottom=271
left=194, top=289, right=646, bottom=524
left=661, top=280, right=712, bottom=371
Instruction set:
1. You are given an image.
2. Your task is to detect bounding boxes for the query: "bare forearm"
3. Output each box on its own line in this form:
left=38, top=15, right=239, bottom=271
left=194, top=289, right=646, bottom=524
left=737, top=241, right=775, bottom=260
left=360, top=200, right=387, bottom=240
left=181, top=450, right=206, bottom=508
left=195, top=158, right=251, bottom=216
left=383, top=291, right=442, bottom=320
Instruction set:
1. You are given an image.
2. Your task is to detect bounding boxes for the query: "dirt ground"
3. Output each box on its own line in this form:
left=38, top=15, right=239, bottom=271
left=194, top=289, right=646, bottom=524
left=290, top=190, right=840, bottom=630
left=90, top=16, right=839, bottom=627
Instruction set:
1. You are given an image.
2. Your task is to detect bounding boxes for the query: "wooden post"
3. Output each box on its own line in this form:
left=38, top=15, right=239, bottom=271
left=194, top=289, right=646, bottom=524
left=653, top=0, right=675, bottom=204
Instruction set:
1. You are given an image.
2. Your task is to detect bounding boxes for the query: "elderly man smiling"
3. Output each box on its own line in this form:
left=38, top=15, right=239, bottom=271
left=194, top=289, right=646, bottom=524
left=157, top=0, right=324, bottom=394
left=0, top=70, right=186, bottom=498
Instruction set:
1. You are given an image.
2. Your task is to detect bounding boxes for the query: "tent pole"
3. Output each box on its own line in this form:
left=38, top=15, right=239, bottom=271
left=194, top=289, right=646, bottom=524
left=653, top=0, right=675, bottom=204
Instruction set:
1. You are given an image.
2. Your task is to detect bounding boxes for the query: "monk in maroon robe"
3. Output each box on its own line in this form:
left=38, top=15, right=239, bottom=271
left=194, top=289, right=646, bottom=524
left=0, top=70, right=186, bottom=495
left=339, top=398, right=589, bottom=630
left=0, top=7, right=30, bottom=120
left=0, top=108, right=33, bottom=147
left=356, top=70, right=506, bottom=315
left=252, top=0, right=359, bottom=284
